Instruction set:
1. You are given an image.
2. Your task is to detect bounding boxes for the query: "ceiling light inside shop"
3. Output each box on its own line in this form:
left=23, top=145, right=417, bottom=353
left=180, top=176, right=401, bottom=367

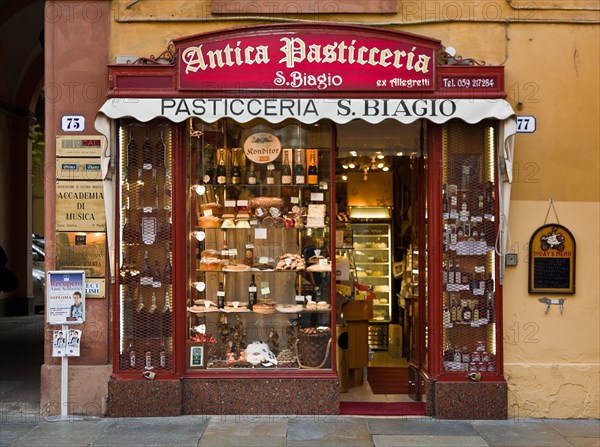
left=193, top=281, right=206, bottom=292
left=192, top=231, right=206, bottom=242
left=192, top=184, right=206, bottom=195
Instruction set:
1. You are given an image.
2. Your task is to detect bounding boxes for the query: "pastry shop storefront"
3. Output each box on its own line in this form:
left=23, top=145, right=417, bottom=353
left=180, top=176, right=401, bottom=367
left=96, top=23, right=516, bottom=418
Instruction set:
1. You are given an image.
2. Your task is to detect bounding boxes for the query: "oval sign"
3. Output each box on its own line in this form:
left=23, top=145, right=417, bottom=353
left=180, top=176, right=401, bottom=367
left=243, top=133, right=281, bottom=164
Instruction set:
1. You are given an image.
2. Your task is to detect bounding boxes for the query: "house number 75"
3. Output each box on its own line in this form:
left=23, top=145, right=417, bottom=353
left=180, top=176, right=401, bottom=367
left=61, top=115, right=86, bottom=132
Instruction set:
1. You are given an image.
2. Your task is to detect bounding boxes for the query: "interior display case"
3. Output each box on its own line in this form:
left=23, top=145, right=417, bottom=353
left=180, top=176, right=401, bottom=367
left=186, top=119, right=334, bottom=371
left=116, top=119, right=175, bottom=373
left=441, top=121, right=498, bottom=375
left=351, top=222, right=392, bottom=351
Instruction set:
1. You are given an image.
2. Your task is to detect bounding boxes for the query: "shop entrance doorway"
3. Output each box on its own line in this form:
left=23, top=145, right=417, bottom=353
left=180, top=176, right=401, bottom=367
left=335, top=120, right=428, bottom=414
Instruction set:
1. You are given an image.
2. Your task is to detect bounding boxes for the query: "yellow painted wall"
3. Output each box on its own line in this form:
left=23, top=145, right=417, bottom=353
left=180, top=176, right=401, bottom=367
left=107, top=0, right=600, bottom=418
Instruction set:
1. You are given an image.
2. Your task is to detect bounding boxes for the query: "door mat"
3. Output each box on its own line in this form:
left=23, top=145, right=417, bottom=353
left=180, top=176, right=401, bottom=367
left=367, top=367, right=409, bottom=394
left=340, top=401, right=425, bottom=416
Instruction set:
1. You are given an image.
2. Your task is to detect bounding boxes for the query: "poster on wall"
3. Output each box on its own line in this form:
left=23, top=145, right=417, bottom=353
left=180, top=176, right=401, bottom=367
left=528, top=224, right=576, bottom=294
left=46, top=270, right=86, bottom=325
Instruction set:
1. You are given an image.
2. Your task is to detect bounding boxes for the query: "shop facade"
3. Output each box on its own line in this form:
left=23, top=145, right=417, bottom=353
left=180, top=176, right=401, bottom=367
left=41, top=1, right=599, bottom=420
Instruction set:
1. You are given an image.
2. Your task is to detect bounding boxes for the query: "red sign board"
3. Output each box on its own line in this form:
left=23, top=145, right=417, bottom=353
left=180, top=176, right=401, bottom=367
left=177, top=27, right=437, bottom=92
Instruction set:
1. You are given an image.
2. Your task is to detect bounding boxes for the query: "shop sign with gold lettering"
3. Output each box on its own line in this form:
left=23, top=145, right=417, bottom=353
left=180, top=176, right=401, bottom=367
left=56, top=157, right=102, bottom=180
left=56, top=181, right=105, bottom=231
left=56, top=135, right=104, bottom=158
left=528, top=224, right=576, bottom=294
left=55, top=232, right=106, bottom=278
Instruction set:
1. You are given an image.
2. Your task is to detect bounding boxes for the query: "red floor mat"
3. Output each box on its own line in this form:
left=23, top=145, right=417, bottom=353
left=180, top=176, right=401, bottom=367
left=340, top=401, right=426, bottom=416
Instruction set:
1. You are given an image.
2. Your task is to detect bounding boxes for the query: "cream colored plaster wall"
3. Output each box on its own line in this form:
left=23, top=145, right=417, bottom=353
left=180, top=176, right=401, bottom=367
left=106, top=0, right=600, bottom=419
left=504, top=200, right=600, bottom=418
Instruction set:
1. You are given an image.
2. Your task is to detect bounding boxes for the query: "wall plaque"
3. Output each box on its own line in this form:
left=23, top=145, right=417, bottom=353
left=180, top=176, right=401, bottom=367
left=528, top=224, right=576, bottom=294
left=56, top=181, right=105, bottom=231
left=56, top=135, right=104, bottom=158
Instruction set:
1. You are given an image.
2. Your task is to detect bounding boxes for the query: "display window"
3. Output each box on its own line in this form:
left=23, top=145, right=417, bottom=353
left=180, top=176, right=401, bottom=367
left=185, top=118, right=334, bottom=371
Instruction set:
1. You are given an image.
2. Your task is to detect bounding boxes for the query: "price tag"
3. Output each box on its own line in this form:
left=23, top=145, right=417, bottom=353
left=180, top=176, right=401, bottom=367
left=229, top=248, right=238, bottom=258
left=258, top=256, right=269, bottom=264
left=310, top=192, right=324, bottom=202
left=261, top=282, right=270, bottom=295
left=225, top=200, right=236, bottom=207
left=295, top=295, right=304, bottom=304
left=61, top=115, right=86, bottom=132
left=255, top=228, right=267, bottom=239
left=203, top=209, right=213, bottom=216
left=237, top=200, right=248, bottom=207
left=291, top=197, right=299, bottom=204
left=217, top=291, right=225, bottom=297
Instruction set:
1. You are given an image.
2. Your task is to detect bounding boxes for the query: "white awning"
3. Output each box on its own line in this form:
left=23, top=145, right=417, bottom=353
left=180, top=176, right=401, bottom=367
left=96, top=97, right=516, bottom=283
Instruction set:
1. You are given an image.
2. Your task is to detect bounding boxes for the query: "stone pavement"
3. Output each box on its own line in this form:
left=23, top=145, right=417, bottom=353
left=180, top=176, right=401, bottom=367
left=1, top=414, right=598, bottom=447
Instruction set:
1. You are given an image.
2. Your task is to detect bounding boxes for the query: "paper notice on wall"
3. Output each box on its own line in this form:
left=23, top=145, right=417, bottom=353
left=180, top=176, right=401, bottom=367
left=66, top=329, right=82, bottom=357
left=52, top=330, right=67, bottom=357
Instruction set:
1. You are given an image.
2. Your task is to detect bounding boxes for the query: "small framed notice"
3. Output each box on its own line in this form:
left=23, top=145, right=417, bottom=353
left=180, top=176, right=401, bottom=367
left=528, top=224, right=576, bottom=294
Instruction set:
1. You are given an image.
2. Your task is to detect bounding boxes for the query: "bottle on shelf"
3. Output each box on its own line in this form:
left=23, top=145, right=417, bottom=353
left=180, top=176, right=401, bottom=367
left=442, top=184, right=448, bottom=216
left=163, top=172, right=172, bottom=211
left=159, top=338, right=167, bottom=369
left=281, top=149, right=292, bottom=185
left=122, top=173, right=130, bottom=210
left=294, top=149, right=305, bottom=185
left=216, top=149, right=227, bottom=185
left=247, top=162, right=257, bottom=185
left=152, top=260, right=162, bottom=288
left=243, top=234, right=254, bottom=267
left=248, top=274, right=257, bottom=310
left=459, top=193, right=470, bottom=220
left=127, top=129, right=139, bottom=169
left=155, top=130, right=166, bottom=168
left=447, top=259, right=455, bottom=285
left=135, top=168, right=144, bottom=207
left=163, top=252, right=172, bottom=285
left=142, top=130, right=153, bottom=170
left=266, top=163, right=275, bottom=185
left=162, top=290, right=172, bottom=338
left=144, top=340, right=153, bottom=370
left=462, top=299, right=473, bottom=322
left=454, top=259, right=462, bottom=285
left=231, top=148, right=242, bottom=185
left=127, top=341, right=136, bottom=368
left=450, top=295, right=458, bottom=322
left=151, top=169, right=159, bottom=210
left=140, top=251, right=152, bottom=286
left=307, top=149, right=318, bottom=185
left=217, top=282, right=225, bottom=309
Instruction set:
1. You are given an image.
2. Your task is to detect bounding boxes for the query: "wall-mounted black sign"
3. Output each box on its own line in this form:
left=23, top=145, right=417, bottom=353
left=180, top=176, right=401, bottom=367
left=528, top=224, right=575, bottom=294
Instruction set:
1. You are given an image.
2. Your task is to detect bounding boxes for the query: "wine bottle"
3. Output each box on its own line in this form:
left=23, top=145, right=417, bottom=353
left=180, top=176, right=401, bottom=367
left=248, top=274, right=257, bottom=310
left=217, top=282, right=225, bottom=309
left=294, top=149, right=305, bottom=185
left=162, top=290, right=172, bottom=338
left=135, top=168, right=144, bottom=208
left=281, top=150, right=292, bottom=185
left=144, top=340, right=153, bottom=370
left=155, top=130, right=165, bottom=168
left=216, top=149, right=227, bottom=185
left=163, top=252, right=172, bottom=285
left=307, top=149, right=318, bottom=185
left=247, top=162, right=257, bottom=185
left=127, top=129, right=139, bottom=168
left=151, top=169, right=159, bottom=210
left=462, top=300, right=473, bottom=322
left=159, top=338, right=167, bottom=369
left=266, top=163, right=275, bottom=185
left=152, top=260, right=162, bottom=288
left=140, top=251, right=152, bottom=286
left=122, top=173, right=130, bottom=210
left=142, top=130, right=153, bottom=170
left=128, top=341, right=136, bottom=368
left=163, top=172, right=172, bottom=211
left=231, top=148, right=241, bottom=185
